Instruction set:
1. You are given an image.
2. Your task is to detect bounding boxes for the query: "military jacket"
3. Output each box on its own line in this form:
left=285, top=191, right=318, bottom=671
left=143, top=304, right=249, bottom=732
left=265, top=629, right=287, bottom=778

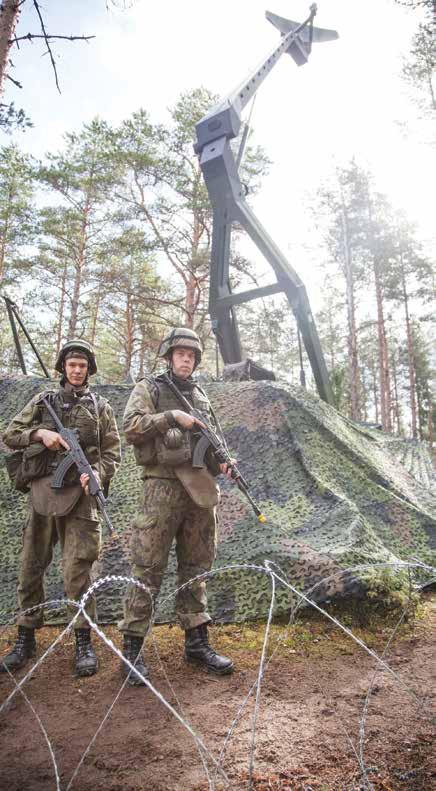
left=3, top=384, right=121, bottom=488
left=123, top=373, right=221, bottom=479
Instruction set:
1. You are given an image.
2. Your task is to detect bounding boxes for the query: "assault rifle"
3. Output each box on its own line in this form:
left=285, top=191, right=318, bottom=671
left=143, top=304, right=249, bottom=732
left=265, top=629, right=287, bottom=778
left=41, top=396, right=114, bottom=536
left=162, top=374, right=266, bottom=523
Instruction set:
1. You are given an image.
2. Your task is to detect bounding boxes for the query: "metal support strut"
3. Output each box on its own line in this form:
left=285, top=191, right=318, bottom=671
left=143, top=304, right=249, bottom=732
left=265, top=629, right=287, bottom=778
left=195, top=5, right=338, bottom=404
left=3, top=295, right=50, bottom=378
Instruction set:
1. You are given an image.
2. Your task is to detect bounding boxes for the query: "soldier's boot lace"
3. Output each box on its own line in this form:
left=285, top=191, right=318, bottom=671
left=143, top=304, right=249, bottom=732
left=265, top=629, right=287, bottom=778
left=0, top=626, right=36, bottom=673
left=184, top=623, right=234, bottom=675
left=74, top=629, right=98, bottom=677
left=121, top=634, right=149, bottom=686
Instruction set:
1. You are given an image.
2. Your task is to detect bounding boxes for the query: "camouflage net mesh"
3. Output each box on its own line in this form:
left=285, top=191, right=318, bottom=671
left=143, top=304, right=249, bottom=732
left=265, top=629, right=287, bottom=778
left=0, top=375, right=434, bottom=625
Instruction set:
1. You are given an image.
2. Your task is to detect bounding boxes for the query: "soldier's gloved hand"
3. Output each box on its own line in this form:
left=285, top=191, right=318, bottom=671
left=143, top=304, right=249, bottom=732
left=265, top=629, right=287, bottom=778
left=31, top=428, right=70, bottom=451
left=172, top=410, right=206, bottom=431
left=219, top=459, right=237, bottom=481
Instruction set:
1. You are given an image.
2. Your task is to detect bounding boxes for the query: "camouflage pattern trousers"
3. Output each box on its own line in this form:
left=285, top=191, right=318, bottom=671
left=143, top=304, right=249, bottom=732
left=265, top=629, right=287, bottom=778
left=17, top=498, right=101, bottom=630
left=119, top=478, right=217, bottom=636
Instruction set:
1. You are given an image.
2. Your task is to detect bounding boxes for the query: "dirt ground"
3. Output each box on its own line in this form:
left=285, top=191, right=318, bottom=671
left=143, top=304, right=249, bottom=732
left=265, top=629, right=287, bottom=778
left=0, top=594, right=434, bottom=791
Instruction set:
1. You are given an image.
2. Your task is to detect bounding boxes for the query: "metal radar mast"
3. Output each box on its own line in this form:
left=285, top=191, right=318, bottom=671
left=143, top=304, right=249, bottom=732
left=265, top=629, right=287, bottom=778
left=194, top=4, right=338, bottom=404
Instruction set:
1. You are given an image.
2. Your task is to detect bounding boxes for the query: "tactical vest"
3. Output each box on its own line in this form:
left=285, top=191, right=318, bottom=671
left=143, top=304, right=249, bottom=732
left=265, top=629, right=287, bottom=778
left=25, top=388, right=104, bottom=485
left=133, top=376, right=216, bottom=478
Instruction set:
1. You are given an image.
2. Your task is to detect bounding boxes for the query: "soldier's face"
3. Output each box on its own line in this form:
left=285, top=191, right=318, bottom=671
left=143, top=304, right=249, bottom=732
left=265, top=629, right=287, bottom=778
left=171, top=347, right=196, bottom=379
left=64, top=356, right=89, bottom=387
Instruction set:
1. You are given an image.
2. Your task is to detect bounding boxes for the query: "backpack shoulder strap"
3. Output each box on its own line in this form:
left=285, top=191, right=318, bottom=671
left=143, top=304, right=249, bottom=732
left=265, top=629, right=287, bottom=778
left=137, top=375, right=160, bottom=409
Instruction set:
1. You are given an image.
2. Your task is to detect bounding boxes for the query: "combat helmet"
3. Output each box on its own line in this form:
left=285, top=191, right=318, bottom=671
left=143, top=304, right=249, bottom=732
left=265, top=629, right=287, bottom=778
left=158, top=327, right=203, bottom=368
left=55, top=339, right=97, bottom=376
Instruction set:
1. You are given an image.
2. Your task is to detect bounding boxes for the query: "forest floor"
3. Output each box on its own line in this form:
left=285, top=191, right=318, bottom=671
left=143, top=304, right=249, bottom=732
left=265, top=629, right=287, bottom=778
left=0, top=592, right=434, bottom=791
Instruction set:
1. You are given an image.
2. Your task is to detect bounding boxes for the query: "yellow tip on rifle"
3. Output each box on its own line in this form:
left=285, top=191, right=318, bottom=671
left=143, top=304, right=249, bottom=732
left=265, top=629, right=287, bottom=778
left=258, top=514, right=267, bottom=523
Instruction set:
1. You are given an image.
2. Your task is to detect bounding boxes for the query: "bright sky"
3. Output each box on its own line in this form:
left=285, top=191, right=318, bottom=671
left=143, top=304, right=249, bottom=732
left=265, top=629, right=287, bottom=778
left=3, top=0, right=434, bottom=309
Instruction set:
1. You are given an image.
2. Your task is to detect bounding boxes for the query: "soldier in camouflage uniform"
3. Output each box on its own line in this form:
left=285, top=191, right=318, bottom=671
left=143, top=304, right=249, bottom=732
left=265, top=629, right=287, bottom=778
left=0, top=340, right=121, bottom=677
left=119, top=328, right=234, bottom=685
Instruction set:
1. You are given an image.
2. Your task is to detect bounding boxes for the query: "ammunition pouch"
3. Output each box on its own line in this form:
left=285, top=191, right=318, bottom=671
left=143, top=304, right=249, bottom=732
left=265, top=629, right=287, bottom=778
left=4, top=443, right=57, bottom=493
left=132, top=441, right=158, bottom=467
left=156, top=426, right=191, bottom=467
left=132, top=429, right=192, bottom=469
left=4, top=451, right=29, bottom=493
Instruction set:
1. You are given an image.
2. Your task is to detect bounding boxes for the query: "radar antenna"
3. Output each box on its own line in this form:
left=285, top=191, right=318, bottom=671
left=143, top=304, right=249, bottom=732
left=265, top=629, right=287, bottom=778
left=195, top=4, right=338, bottom=404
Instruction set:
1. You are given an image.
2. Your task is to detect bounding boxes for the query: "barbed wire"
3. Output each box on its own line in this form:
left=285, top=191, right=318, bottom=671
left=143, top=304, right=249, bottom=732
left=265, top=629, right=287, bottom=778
left=2, top=662, right=61, bottom=789
left=358, top=566, right=415, bottom=791
left=0, top=558, right=434, bottom=790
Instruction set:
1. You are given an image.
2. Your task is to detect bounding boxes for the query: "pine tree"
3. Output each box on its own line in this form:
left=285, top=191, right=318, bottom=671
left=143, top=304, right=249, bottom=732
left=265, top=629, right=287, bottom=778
left=401, top=21, right=435, bottom=113
left=113, top=89, right=270, bottom=353
left=95, top=228, right=169, bottom=378
left=317, top=162, right=371, bottom=420
left=383, top=213, right=433, bottom=438
left=0, top=143, right=36, bottom=370
left=0, top=143, right=35, bottom=287
left=36, top=119, right=122, bottom=353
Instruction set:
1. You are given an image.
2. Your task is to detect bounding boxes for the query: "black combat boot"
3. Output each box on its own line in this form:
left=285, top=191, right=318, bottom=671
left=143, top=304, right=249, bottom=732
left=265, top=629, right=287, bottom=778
left=74, top=629, right=98, bottom=677
left=184, top=624, right=234, bottom=675
left=0, top=626, right=36, bottom=673
left=121, top=634, right=149, bottom=687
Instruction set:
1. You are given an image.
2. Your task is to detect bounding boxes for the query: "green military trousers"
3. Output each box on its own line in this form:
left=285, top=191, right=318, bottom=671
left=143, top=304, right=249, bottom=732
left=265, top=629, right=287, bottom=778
left=119, top=478, right=217, bottom=636
left=17, top=496, right=101, bottom=630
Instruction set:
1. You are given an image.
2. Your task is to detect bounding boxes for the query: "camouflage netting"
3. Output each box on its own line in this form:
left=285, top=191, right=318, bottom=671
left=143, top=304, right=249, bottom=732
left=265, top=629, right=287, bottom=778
left=0, top=375, right=434, bottom=625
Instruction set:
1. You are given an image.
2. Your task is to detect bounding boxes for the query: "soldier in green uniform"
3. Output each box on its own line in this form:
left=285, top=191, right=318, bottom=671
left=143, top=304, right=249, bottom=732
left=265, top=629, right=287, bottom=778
left=119, top=328, right=234, bottom=685
left=0, top=340, right=121, bottom=677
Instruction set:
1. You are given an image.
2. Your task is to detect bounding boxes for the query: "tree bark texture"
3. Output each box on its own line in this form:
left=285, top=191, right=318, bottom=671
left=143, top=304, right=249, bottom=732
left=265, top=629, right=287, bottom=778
left=54, top=260, right=68, bottom=360
left=366, top=194, right=392, bottom=432
left=67, top=199, right=90, bottom=339
left=89, top=291, right=101, bottom=347
left=123, top=290, right=134, bottom=378
left=400, top=254, right=418, bottom=439
left=373, top=256, right=392, bottom=432
left=340, top=197, right=361, bottom=421
left=370, top=353, right=379, bottom=425
left=390, top=349, right=401, bottom=434
left=0, top=186, right=11, bottom=284
left=0, top=0, right=20, bottom=97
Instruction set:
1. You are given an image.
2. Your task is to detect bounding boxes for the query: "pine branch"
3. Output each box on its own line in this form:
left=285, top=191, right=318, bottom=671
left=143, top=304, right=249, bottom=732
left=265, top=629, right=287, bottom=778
left=5, top=72, right=22, bottom=88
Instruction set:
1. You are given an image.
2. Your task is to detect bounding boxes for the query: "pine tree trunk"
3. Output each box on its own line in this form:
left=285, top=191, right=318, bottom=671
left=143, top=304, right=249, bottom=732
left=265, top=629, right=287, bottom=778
left=416, top=387, right=423, bottom=441
left=400, top=256, right=418, bottom=439
left=0, top=0, right=20, bottom=96
left=327, top=306, right=336, bottom=371
left=123, top=292, right=134, bottom=378
left=391, top=349, right=401, bottom=434
left=340, top=196, right=360, bottom=420
left=54, top=260, right=68, bottom=359
left=138, top=321, right=146, bottom=379
left=185, top=272, right=197, bottom=328
left=0, top=205, right=9, bottom=284
left=68, top=201, right=90, bottom=338
left=89, top=291, right=101, bottom=346
left=370, top=354, right=379, bottom=425
left=185, top=201, right=202, bottom=327
left=365, top=191, right=392, bottom=431
left=373, top=259, right=392, bottom=432
left=0, top=184, right=13, bottom=284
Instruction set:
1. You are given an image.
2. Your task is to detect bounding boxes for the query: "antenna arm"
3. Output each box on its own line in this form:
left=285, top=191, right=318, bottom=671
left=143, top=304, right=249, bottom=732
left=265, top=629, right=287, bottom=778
left=195, top=5, right=318, bottom=154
